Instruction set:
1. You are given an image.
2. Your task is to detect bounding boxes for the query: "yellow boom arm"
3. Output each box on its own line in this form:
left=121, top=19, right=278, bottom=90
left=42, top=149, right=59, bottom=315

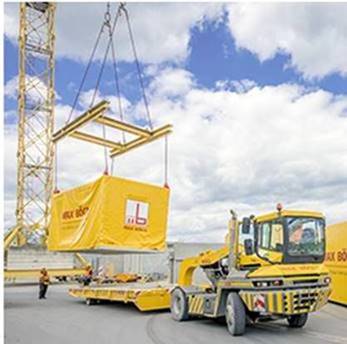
left=177, top=246, right=229, bottom=286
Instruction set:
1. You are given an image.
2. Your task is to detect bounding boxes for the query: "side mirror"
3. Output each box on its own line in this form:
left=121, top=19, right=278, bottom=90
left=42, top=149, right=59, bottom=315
left=244, top=239, right=254, bottom=255
left=241, top=217, right=251, bottom=234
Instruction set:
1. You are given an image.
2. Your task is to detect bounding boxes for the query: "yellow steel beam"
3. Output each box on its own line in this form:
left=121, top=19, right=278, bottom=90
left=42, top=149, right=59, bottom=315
left=4, top=226, right=23, bottom=250
left=53, top=100, right=110, bottom=142
left=74, top=253, right=90, bottom=268
left=110, top=124, right=173, bottom=158
left=95, top=116, right=151, bottom=138
left=4, top=268, right=86, bottom=279
left=70, top=131, right=122, bottom=150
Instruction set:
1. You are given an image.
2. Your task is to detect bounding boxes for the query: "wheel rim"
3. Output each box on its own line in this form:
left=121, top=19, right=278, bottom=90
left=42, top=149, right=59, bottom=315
left=226, top=304, right=234, bottom=327
left=173, top=294, right=182, bottom=315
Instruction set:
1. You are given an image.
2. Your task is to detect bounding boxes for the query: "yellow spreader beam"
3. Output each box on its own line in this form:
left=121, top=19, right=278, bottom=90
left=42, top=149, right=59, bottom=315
left=53, top=100, right=110, bottom=142
left=110, top=124, right=172, bottom=158
left=53, top=100, right=172, bottom=157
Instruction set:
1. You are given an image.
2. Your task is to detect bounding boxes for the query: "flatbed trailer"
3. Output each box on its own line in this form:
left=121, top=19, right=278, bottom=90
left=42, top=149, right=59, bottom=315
left=69, top=282, right=171, bottom=311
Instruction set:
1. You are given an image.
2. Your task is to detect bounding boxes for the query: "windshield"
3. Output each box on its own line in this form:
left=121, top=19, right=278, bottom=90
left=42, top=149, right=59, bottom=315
left=286, top=217, right=325, bottom=257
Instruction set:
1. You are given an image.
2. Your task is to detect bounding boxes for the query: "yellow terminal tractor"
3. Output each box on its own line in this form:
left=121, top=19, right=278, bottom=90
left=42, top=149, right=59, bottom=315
left=171, top=204, right=332, bottom=336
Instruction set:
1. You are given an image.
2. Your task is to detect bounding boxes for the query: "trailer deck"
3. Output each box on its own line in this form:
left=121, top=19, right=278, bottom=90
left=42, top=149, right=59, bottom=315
left=69, top=282, right=171, bottom=311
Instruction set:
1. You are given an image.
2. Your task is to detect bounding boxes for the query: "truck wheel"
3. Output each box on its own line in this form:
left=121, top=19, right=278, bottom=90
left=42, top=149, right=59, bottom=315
left=225, top=293, right=246, bottom=336
left=86, top=298, right=95, bottom=306
left=287, top=313, right=308, bottom=328
left=171, top=288, right=189, bottom=321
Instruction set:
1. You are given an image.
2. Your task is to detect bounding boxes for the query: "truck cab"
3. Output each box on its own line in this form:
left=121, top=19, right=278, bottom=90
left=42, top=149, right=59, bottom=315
left=240, top=208, right=326, bottom=266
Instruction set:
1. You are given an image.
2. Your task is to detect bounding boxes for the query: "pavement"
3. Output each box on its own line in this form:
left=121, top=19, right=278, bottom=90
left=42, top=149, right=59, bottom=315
left=4, top=285, right=347, bottom=344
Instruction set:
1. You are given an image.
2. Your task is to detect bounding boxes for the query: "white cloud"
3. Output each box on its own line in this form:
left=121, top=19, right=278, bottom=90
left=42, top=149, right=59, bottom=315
left=4, top=76, right=18, bottom=100
left=147, top=67, right=194, bottom=97
left=4, top=68, right=347, bottom=241
left=145, top=68, right=347, bottom=239
left=227, top=3, right=347, bottom=79
left=4, top=3, right=223, bottom=64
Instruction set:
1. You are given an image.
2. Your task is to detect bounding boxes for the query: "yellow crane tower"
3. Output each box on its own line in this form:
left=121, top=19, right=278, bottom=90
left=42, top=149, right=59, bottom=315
left=16, top=2, right=55, bottom=245
left=5, top=2, right=88, bottom=279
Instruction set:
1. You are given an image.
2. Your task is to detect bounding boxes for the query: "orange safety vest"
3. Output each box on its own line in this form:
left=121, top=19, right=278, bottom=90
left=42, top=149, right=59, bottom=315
left=84, top=268, right=92, bottom=277
left=40, top=274, right=50, bottom=285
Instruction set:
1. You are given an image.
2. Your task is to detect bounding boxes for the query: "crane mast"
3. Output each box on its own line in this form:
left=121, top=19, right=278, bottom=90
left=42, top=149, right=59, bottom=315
left=16, top=2, right=56, bottom=245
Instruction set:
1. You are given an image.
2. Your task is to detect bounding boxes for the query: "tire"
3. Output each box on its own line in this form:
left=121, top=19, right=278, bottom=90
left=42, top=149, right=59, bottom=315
left=287, top=313, right=308, bottom=328
left=86, top=298, right=95, bottom=306
left=225, top=293, right=246, bottom=336
left=170, top=288, right=189, bottom=321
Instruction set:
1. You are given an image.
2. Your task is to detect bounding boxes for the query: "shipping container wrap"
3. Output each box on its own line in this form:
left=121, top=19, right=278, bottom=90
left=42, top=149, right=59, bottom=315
left=325, top=221, right=347, bottom=306
left=47, top=176, right=170, bottom=253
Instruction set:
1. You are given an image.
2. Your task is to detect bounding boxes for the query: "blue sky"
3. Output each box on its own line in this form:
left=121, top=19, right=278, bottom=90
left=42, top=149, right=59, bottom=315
left=187, top=18, right=347, bottom=94
left=4, top=3, right=347, bottom=240
left=5, top=7, right=347, bottom=120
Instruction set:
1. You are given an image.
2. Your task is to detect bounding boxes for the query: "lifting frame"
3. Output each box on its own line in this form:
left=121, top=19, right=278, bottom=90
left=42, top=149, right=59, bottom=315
left=52, top=100, right=173, bottom=158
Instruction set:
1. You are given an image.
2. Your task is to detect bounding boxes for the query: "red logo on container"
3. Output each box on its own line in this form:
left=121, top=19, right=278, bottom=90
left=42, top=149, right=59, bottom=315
left=125, top=200, right=149, bottom=230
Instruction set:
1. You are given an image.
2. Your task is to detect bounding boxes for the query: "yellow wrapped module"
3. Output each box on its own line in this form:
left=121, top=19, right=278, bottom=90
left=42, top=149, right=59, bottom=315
left=325, top=221, right=347, bottom=306
left=47, top=176, right=170, bottom=253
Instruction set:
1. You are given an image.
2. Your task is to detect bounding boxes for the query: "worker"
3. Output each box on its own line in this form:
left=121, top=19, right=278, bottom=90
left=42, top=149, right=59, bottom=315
left=38, top=268, right=50, bottom=299
left=289, top=223, right=304, bottom=244
left=82, top=265, right=93, bottom=286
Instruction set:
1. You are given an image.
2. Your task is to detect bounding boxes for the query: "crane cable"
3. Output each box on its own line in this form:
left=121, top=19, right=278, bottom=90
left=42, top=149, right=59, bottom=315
left=89, top=3, right=120, bottom=108
left=164, top=135, right=169, bottom=188
left=54, top=143, right=59, bottom=193
left=121, top=4, right=153, bottom=131
left=88, top=2, right=121, bottom=174
left=109, top=10, right=126, bottom=145
left=56, top=3, right=162, bottom=185
left=57, top=3, right=116, bottom=181
left=65, top=17, right=106, bottom=125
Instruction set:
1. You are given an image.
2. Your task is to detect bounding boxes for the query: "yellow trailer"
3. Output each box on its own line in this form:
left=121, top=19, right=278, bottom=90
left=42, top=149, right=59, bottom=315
left=69, top=283, right=171, bottom=311
left=325, top=221, right=347, bottom=305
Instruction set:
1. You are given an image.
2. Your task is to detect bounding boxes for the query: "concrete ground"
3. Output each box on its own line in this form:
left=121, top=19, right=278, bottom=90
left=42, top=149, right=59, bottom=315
left=5, top=285, right=347, bottom=344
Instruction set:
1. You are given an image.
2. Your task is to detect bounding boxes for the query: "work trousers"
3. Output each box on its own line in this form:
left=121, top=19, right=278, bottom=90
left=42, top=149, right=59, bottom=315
left=39, top=283, right=48, bottom=299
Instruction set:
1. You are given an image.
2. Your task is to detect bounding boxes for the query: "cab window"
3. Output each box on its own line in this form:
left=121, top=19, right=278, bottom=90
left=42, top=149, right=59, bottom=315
left=259, top=222, right=271, bottom=249
left=259, top=221, right=283, bottom=251
left=271, top=223, right=284, bottom=251
left=258, top=221, right=284, bottom=263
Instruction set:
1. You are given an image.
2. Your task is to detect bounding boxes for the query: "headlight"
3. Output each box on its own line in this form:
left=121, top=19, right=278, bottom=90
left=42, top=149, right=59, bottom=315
left=323, top=276, right=331, bottom=284
left=272, top=279, right=283, bottom=286
left=253, top=279, right=283, bottom=287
